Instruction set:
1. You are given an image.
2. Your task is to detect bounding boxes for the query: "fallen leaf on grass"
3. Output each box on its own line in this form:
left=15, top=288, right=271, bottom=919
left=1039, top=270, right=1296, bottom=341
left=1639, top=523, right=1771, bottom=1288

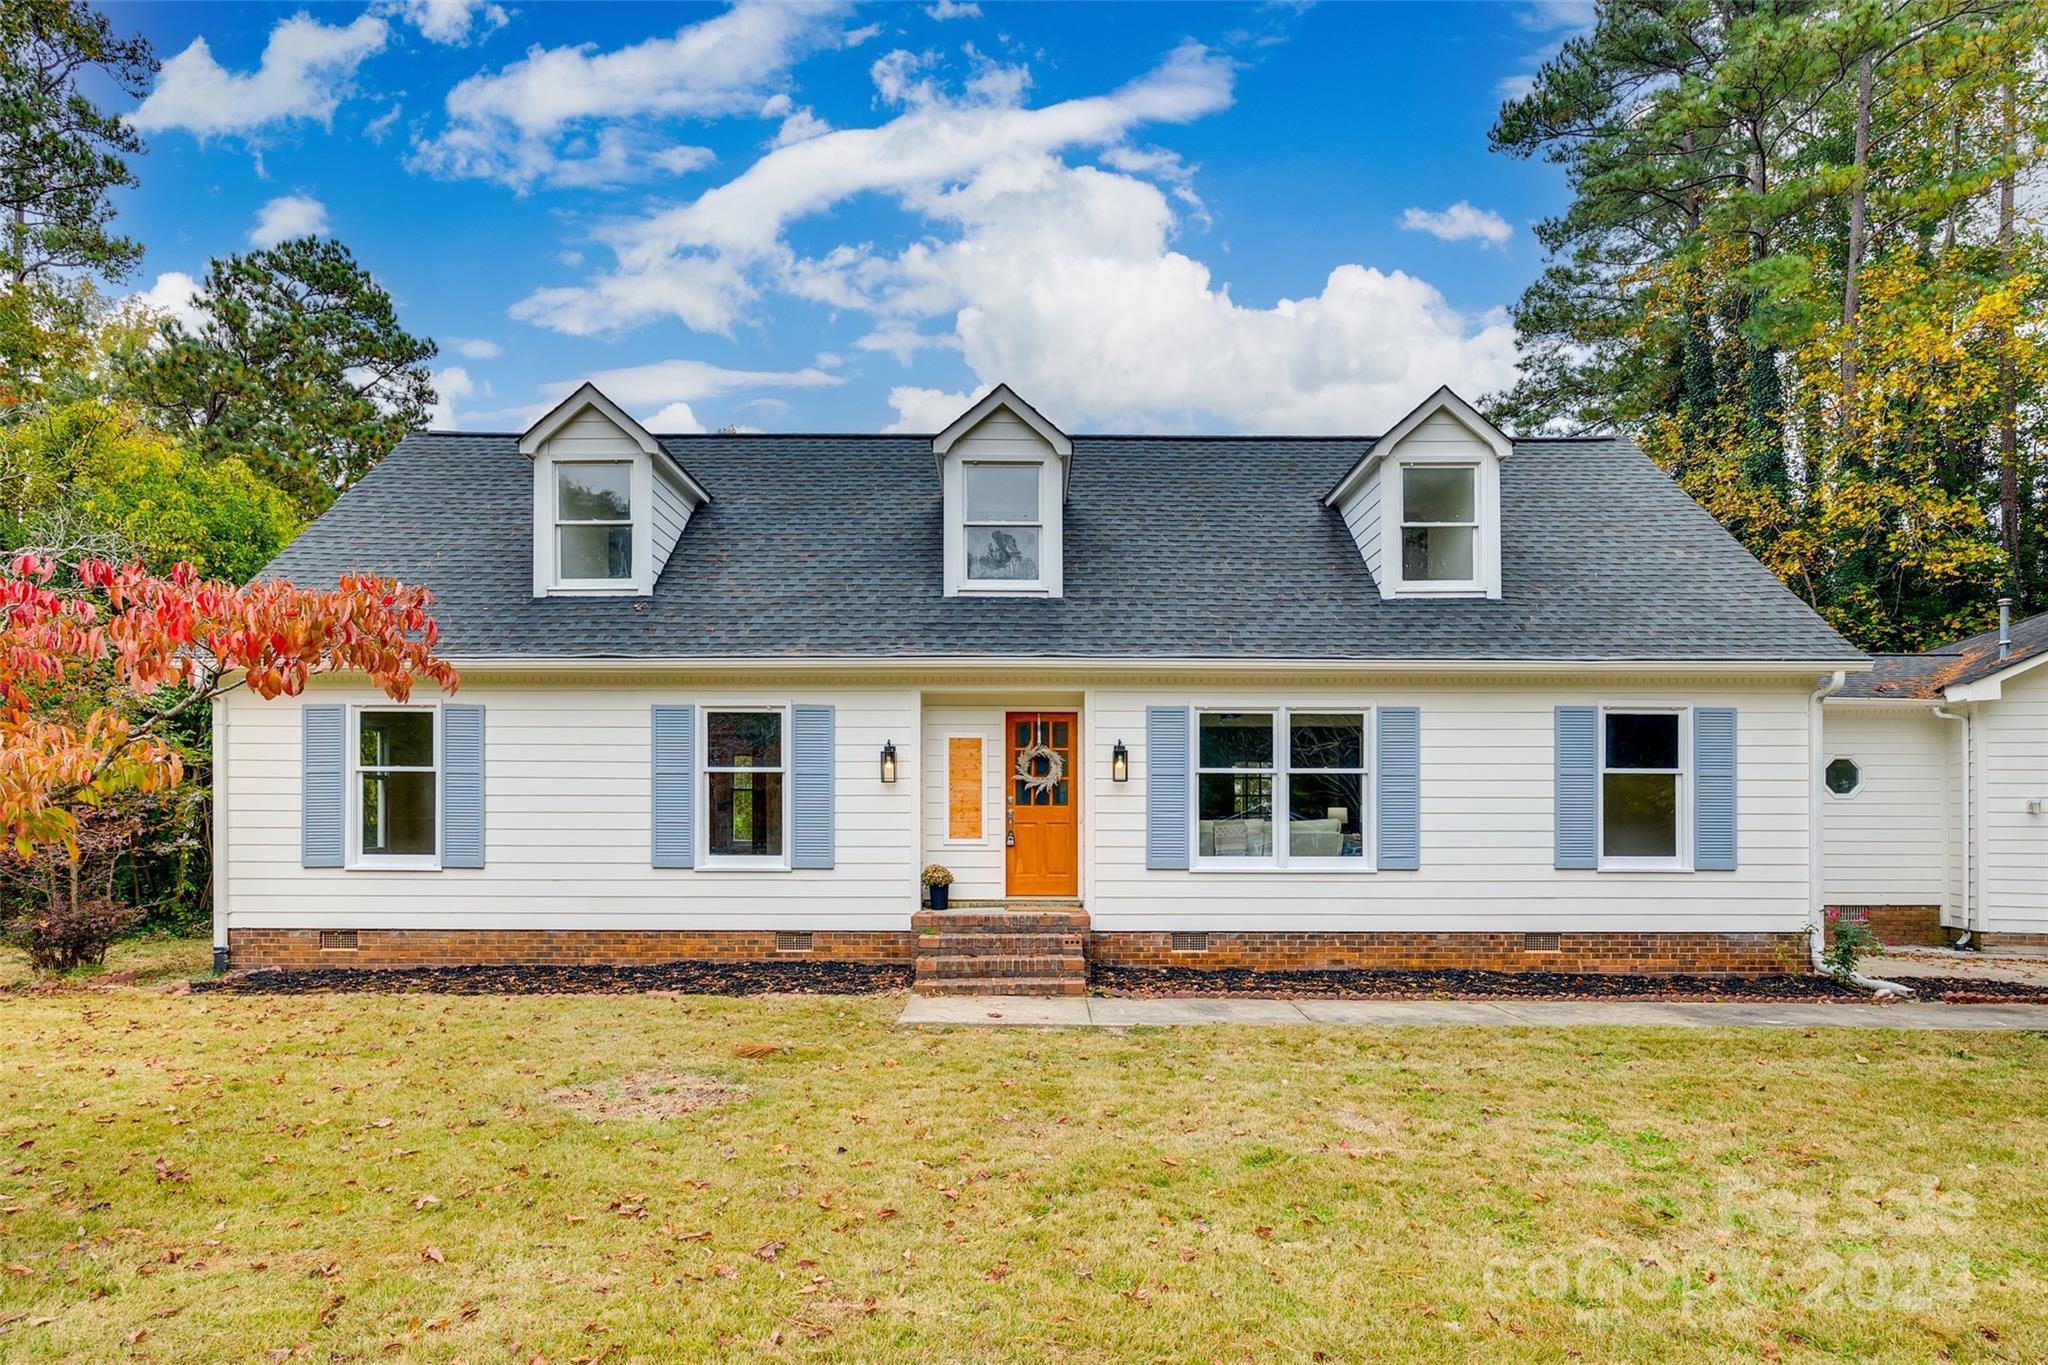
left=732, top=1043, right=783, bottom=1059
left=422, top=1247, right=445, bottom=1264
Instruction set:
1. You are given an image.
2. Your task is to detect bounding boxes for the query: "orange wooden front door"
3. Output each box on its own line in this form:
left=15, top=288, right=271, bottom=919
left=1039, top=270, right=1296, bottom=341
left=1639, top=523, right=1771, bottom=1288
left=1006, top=712, right=1078, bottom=897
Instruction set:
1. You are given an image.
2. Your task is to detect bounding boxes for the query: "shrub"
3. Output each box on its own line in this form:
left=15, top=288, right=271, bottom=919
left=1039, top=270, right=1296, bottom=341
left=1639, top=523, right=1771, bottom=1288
left=920, top=863, right=955, bottom=888
left=3, top=894, right=138, bottom=973
left=1822, top=908, right=1882, bottom=981
left=0, top=814, right=142, bottom=973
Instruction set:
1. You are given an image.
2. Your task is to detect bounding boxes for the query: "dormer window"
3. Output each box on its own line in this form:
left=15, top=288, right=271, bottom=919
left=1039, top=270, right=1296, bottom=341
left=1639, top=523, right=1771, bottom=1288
left=963, top=462, right=1042, bottom=584
left=1399, top=463, right=1478, bottom=585
left=555, top=461, right=634, bottom=583
left=519, top=383, right=711, bottom=598
left=933, top=384, right=1072, bottom=598
left=1323, top=386, right=1507, bottom=601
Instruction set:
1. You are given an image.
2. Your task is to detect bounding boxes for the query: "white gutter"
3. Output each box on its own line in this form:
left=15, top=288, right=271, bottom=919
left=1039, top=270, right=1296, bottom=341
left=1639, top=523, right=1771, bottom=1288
left=443, top=653, right=1872, bottom=678
left=1811, top=668, right=1911, bottom=997
left=1933, top=703, right=1972, bottom=947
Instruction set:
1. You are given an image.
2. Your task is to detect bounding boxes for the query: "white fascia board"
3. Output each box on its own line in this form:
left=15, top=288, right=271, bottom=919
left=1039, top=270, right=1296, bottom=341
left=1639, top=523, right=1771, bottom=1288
left=1942, top=647, right=2048, bottom=702
left=436, top=653, right=1872, bottom=677
left=1324, top=385, right=1513, bottom=507
left=931, top=383, right=1074, bottom=483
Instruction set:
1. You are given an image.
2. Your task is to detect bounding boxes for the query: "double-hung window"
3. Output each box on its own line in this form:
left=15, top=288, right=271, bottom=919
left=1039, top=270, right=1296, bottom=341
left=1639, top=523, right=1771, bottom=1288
left=354, top=707, right=438, bottom=867
left=555, top=461, right=634, bottom=583
left=1600, top=707, right=1688, bottom=869
left=704, top=708, right=787, bottom=865
left=962, top=462, right=1041, bottom=584
left=1399, top=464, right=1479, bottom=586
left=1195, top=709, right=1368, bottom=868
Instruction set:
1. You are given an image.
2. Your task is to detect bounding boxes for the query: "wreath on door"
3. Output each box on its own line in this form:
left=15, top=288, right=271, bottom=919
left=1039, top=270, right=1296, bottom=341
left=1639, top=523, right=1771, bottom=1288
left=1014, top=738, right=1066, bottom=799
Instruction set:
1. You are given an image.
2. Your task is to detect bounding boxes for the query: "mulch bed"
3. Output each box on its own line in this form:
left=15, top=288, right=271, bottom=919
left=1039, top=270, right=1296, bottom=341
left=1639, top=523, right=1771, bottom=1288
left=1896, top=977, right=2048, bottom=1005
left=1091, top=964, right=1873, bottom=1002
left=193, top=959, right=912, bottom=996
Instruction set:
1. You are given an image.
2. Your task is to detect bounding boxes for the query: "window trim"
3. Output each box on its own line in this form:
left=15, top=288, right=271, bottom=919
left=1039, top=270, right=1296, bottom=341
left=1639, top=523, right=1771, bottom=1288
left=552, top=458, right=637, bottom=591
left=698, top=703, right=793, bottom=872
left=1188, top=706, right=1376, bottom=874
left=960, top=459, right=1046, bottom=590
left=347, top=703, right=442, bottom=871
left=1596, top=703, right=1692, bottom=873
left=1823, top=754, right=1864, bottom=801
left=1395, top=460, right=1482, bottom=593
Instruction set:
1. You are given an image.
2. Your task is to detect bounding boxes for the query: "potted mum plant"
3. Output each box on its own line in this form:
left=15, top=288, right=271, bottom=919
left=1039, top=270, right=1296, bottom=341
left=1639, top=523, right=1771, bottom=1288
left=921, top=863, right=955, bottom=911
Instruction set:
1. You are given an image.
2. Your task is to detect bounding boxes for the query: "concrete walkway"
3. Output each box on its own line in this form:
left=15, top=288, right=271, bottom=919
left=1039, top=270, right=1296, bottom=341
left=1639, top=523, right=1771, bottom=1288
left=898, top=994, right=2048, bottom=1030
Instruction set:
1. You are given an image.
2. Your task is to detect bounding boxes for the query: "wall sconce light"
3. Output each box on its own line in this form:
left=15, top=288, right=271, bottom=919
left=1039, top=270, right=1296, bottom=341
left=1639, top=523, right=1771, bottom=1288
left=880, top=740, right=898, bottom=784
left=1111, top=739, right=1129, bottom=783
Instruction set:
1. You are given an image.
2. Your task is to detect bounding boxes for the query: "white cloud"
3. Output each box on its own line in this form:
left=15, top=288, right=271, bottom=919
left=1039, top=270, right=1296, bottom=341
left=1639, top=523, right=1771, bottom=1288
left=248, top=193, right=330, bottom=248
left=645, top=401, right=706, bottom=432
left=130, top=271, right=206, bottom=333
left=561, top=357, right=843, bottom=412
left=410, top=2, right=860, bottom=190
left=926, top=0, right=981, bottom=18
left=444, top=336, right=502, bottom=360
left=761, top=93, right=831, bottom=147
left=129, top=14, right=388, bottom=138
left=1398, top=202, right=1513, bottom=248
left=364, top=104, right=404, bottom=142
left=1516, top=0, right=1595, bottom=33
left=385, top=0, right=509, bottom=46
left=428, top=365, right=479, bottom=429
left=515, top=42, right=1514, bottom=435
left=1495, top=73, right=1536, bottom=100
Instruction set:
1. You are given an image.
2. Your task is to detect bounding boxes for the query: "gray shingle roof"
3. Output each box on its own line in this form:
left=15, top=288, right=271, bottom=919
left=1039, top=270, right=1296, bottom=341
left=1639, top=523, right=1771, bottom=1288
left=1837, top=609, right=2048, bottom=698
left=260, top=430, right=1862, bottom=663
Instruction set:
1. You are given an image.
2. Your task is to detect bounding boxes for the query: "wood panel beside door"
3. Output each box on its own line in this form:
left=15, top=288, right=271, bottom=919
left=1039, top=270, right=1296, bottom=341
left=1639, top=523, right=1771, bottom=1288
left=1006, top=712, right=1078, bottom=897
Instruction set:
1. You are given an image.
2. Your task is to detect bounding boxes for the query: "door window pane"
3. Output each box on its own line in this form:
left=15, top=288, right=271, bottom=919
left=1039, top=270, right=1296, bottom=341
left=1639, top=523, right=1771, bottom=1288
left=1606, top=713, right=1680, bottom=770
left=558, top=525, right=632, bottom=580
left=1288, top=772, right=1363, bottom=858
left=360, top=710, right=434, bottom=767
left=963, top=464, right=1039, bottom=521
left=1199, top=712, right=1274, bottom=769
left=966, top=526, right=1039, bottom=580
left=1401, top=526, right=1475, bottom=582
left=1603, top=772, right=1678, bottom=858
left=1403, top=466, right=1475, bottom=523
left=556, top=462, right=631, bottom=519
left=708, top=772, right=783, bottom=857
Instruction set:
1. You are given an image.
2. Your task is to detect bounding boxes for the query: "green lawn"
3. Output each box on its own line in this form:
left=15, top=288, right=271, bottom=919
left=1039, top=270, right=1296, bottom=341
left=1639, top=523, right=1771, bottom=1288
left=3, top=944, right=2046, bottom=1361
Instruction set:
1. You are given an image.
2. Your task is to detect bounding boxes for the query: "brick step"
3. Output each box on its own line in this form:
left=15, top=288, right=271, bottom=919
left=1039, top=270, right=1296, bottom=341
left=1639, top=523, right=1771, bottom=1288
left=924, top=932, right=1082, bottom=956
left=914, top=976, right=1090, bottom=998
left=913, top=909, right=1090, bottom=933
left=916, top=953, right=1086, bottom=980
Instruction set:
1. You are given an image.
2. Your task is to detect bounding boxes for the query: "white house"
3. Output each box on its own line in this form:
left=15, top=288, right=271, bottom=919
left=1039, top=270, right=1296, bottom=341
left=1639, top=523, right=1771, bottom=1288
left=213, top=384, right=1873, bottom=992
left=1821, top=604, right=2048, bottom=949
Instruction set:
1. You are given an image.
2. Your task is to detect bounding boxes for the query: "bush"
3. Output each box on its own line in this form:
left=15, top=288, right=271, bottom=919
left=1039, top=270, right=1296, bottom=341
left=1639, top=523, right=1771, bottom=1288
left=1822, top=909, right=1883, bottom=980
left=0, top=815, right=143, bottom=974
left=3, top=894, right=138, bottom=973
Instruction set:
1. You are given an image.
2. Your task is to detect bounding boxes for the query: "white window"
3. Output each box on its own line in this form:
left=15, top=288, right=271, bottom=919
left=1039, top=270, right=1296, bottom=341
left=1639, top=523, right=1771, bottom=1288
left=1400, top=463, right=1479, bottom=586
left=1824, top=756, right=1862, bottom=797
left=962, top=462, right=1041, bottom=584
left=1600, top=707, right=1689, bottom=870
left=1194, top=709, right=1369, bottom=869
left=703, top=707, right=788, bottom=866
left=555, top=461, right=633, bottom=583
left=352, top=707, right=438, bottom=868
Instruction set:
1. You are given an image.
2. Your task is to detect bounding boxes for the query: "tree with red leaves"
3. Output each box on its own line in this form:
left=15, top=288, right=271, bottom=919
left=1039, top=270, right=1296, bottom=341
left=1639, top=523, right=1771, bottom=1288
left=0, top=553, right=457, bottom=852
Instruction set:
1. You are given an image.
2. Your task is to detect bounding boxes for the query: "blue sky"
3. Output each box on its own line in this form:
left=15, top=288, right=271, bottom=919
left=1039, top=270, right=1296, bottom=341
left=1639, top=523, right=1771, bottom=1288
left=104, top=1, right=1587, bottom=435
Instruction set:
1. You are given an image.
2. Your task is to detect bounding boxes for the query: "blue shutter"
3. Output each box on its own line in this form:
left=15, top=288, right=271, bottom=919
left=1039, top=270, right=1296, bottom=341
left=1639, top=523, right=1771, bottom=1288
left=441, top=703, right=485, bottom=868
left=1694, top=706, right=1738, bottom=871
left=791, top=704, right=834, bottom=870
left=1555, top=706, right=1597, bottom=870
left=301, top=705, right=345, bottom=868
left=1146, top=706, right=1191, bottom=870
left=1375, top=706, right=1421, bottom=870
left=651, top=704, right=695, bottom=869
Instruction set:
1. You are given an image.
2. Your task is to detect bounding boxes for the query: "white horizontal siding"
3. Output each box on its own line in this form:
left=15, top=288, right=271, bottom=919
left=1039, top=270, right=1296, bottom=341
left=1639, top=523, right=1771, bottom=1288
left=1820, top=708, right=1948, bottom=907
left=920, top=706, right=1004, bottom=899
left=650, top=476, right=691, bottom=571
left=1338, top=466, right=1384, bottom=585
left=547, top=409, right=639, bottom=458
left=220, top=679, right=919, bottom=931
left=1081, top=680, right=1813, bottom=932
left=1977, top=666, right=2048, bottom=933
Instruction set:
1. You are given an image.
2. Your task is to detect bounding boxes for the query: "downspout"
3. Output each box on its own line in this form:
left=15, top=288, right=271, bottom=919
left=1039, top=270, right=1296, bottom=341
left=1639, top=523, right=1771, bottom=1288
left=1812, top=670, right=1911, bottom=997
left=1933, top=703, right=1971, bottom=948
left=212, top=695, right=230, bottom=975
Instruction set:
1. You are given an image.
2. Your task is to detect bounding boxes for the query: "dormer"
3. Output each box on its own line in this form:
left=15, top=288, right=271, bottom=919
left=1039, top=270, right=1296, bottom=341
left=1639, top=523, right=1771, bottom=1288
left=933, top=384, right=1071, bottom=598
left=1323, top=386, right=1508, bottom=601
left=520, top=383, right=711, bottom=598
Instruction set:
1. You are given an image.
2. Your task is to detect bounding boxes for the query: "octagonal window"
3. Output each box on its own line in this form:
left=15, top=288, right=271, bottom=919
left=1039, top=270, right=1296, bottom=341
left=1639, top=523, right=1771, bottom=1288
left=1824, top=757, right=1861, bottom=796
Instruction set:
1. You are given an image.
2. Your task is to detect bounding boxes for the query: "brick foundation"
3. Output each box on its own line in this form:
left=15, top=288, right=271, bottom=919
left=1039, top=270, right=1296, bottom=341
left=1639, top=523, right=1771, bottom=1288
left=1824, top=905, right=1949, bottom=948
left=1087, top=930, right=1808, bottom=976
left=1977, top=931, right=2048, bottom=949
left=229, top=928, right=916, bottom=972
